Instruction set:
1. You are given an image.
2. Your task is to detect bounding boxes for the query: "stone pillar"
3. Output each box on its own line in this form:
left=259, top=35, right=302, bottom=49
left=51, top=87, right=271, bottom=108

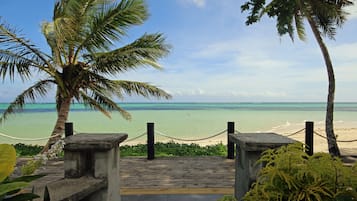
left=62, top=133, right=127, bottom=201
left=229, top=133, right=295, bottom=201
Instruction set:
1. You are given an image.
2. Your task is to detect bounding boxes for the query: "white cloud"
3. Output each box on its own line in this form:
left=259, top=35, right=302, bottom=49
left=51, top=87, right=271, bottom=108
left=192, top=0, right=206, bottom=7
left=179, top=0, right=206, bottom=8
left=330, top=42, right=357, bottom=62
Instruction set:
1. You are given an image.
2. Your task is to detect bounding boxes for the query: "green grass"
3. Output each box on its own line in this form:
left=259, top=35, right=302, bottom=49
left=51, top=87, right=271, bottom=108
left=13, top=142, right=227, bottom=157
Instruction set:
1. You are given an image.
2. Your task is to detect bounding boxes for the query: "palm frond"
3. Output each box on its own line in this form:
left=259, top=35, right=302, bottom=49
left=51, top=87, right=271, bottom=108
left=0, top=50, right=33, bottom=81
left=0, top=79, right=54, bottom=124
left=112, top=80, right=172, bottom=99
left=51, top=0, right=93, bottom=63
left=75, top=0, right=149, bottom=56
left=241, top=0, right=266, bottom=25
left=309, top=0, right=352, bottom=39
left=41, top=22, right=64, bottom=65
left=80, top=70, right=126, bottom=99
left=78, top=90, right=131, bottom=120
left=88, top=33, right=170, bottom=74
left=0, top=20, right=53, bottom=70
left=294, top=10, right=306, bottom=41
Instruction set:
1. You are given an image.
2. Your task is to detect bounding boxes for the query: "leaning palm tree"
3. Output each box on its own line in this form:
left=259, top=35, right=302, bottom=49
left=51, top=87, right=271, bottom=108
left=0, top=0, right=171, bottom=152
left=241, top=0, right=352, bottom=156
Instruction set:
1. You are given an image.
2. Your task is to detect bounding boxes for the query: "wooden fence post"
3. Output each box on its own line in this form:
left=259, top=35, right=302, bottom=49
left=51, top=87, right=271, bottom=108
left=147, top=122, right=155, bottom=160
left=227, top=122, right=235, bottom=159
left=305, top=121, right=314, bottom=156
left=65, top=122, right=73, bottom=137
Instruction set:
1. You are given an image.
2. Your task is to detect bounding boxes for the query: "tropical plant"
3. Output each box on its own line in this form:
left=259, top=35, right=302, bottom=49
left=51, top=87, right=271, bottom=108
left=21, top=160, right=42, bottom=176
left=241, top=0, right=353, bottom=156
left=0, top=144, right=43, bottom=201
left=0, top=0, right=171, bottom=152
left=243, top=143, right=357, bottom=201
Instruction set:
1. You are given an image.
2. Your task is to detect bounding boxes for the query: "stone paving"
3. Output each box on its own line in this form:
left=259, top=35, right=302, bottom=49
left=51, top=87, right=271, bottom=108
left=21, top=150, right=356, bottom=200
left=25, top=156, right=235, bottom=200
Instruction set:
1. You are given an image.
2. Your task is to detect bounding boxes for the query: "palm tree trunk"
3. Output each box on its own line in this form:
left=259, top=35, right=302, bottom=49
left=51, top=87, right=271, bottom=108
left=306, top=16, right=341, bottom=156
left=41, top=97, right=72, bottom=153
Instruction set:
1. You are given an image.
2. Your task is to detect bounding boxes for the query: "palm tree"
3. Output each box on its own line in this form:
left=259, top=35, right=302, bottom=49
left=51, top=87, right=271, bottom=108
left=241, top=0, right=352, bottom=156
left=0, top=0, right=171, bottom=152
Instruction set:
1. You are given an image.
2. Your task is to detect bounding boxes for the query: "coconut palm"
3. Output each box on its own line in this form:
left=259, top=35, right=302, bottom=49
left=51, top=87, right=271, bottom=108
left=0, top=0, right=171, bottom=152
left=241, top=0, right=353, bottom=156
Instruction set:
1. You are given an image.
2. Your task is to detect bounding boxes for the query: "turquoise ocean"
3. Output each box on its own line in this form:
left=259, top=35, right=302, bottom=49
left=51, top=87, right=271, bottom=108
left=0, top=102, right=357, bottom=145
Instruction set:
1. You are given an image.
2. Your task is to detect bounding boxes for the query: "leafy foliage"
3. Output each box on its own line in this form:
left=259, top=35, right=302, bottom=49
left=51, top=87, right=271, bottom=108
left=0, top=144, right=43, bottom=201
left=121, top=142, right=227, bottom=157
left=0, top=144, right=16, bottom=182
left=13, top=144, right=43, bottom=157
left=13, top=142, right=227, bottom=157
left=241, top=0, right=352, bottom=41
left=243, top=143, right=357, bottom=201
left=21, top=160, right=42, bottom=176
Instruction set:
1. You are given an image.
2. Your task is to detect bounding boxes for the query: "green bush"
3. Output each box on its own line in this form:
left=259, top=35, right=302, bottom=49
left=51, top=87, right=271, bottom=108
left=120, top=142, right=227, bottom=157
left=21, top=160, right=43, bottom=176
left=243, top=143, right=357, bottom=201
left=13, top=143, right=43, bottom=157
left=13, top=142, right=228, bottom=157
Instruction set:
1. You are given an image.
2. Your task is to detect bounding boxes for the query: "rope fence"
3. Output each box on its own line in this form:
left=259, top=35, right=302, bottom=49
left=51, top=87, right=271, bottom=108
left=313, top=131, right=357, bottom=143
left=1, top=126, right=356, bottom=144
left=155, top=129, right=227, bottom=142
left=125, top=132, right=147, bottom=142
left=1, top=121, right=356, bottom=159
left=277, top=127, right=357, bottom=143
left=284, top=128, right=305, bottom=137
left=0, top=132, right=62, bottom=141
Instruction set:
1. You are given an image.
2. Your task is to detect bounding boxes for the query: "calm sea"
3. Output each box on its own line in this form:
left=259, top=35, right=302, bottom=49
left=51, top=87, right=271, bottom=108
left=1, top=102, right=356, bottom=145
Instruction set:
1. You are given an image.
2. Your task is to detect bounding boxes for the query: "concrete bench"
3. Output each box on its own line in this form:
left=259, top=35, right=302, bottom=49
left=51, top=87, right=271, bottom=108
left=44, top=133, right=127, bottom=201
left=229, top=133, right=295, bottom=201
left=44, top=177, right=107, bottom=201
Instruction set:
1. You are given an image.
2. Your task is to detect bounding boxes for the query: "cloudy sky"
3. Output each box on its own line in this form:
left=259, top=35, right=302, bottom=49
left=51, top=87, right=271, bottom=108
left=1, top=0, right=357, bottom=102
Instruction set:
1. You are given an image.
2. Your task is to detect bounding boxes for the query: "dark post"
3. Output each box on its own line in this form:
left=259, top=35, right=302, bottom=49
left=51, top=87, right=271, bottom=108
left=227, top=122, right=235, bottom=159
left=305, top=121, right=314, bottom=156
left=65, top=122, right=73, bottom=137
left=147, top=122, right=155, bottom=160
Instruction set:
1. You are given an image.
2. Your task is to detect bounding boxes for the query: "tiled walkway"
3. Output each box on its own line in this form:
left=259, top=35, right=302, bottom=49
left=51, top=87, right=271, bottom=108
left=28, top=156, right=235, bottom=200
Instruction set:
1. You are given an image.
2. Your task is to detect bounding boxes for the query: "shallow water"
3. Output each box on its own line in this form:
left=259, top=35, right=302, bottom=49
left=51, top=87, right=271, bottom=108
left=1, top=102, right=356, bottom=145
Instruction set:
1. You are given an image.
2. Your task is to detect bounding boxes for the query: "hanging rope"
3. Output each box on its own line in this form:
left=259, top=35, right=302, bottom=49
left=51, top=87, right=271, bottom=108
left=155, top=129, right=227, bottom=142
left=285, top=128, right=306, bottom=137
left=0, top=132, right=62, bottom=141
left=314, top=131, right=357, bottom=143
left=124, top=132, right=147, bottom=142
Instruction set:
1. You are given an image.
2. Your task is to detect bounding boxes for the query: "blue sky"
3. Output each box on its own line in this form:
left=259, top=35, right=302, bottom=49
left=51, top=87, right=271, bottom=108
left=1, top=0, right=357, bottom=102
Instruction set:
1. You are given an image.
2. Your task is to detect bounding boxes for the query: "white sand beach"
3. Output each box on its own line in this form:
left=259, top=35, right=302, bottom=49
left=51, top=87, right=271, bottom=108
left=121, top=122, right=357, bottom=155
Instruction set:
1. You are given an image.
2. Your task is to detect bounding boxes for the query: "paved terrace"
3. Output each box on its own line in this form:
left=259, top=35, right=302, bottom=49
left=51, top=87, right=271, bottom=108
left=20, top=149, right=356, bottom=201
left=26, top=156, right=235, bottom=201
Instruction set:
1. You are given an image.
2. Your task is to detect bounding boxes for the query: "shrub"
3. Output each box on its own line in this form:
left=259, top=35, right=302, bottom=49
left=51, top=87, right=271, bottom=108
left=243, top=143, right=357, bottom=201
left=0, top=144, right=43, bottom=201
left=13, top=143, right=43, bottom=156
left=120, top=142, right=227, bottom=157
left=21, top=160, right=43, bottom=176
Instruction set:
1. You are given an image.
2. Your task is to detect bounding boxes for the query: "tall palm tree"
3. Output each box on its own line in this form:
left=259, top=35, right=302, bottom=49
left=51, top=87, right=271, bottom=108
left=0, top=0, right=171, bottom=152
left=241, top=0, right=352, bottom=156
